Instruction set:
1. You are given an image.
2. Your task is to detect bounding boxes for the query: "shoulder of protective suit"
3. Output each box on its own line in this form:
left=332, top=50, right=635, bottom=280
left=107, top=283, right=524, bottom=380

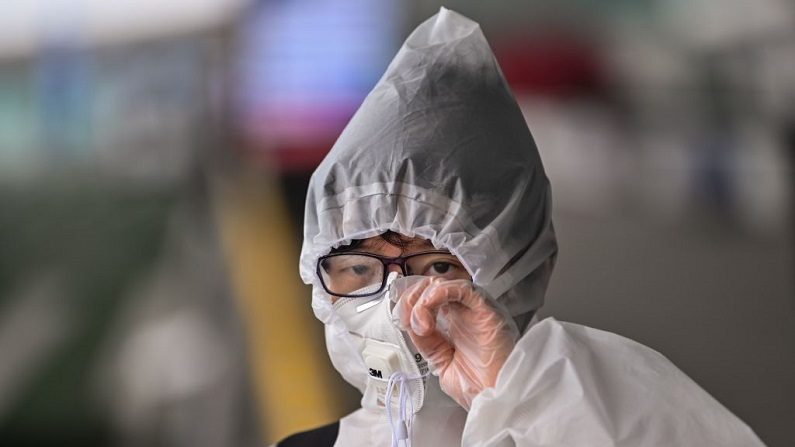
left=520, top=317, right=681, bottom=372
left=524, top=316, right=670, bottom=360
left=467, top=316, right=765, bottom=446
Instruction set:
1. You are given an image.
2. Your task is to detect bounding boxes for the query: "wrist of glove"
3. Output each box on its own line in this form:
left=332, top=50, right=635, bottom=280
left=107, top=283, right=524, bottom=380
left=395, top=277, right=519, bottom=409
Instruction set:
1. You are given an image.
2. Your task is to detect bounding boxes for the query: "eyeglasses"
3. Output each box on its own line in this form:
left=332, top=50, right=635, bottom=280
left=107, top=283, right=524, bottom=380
left=316, top=250, right=470, bottom=297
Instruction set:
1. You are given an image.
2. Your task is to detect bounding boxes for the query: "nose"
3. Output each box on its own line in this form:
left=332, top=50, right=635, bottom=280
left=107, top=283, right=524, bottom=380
left=386, top=264, right=405, bottom=276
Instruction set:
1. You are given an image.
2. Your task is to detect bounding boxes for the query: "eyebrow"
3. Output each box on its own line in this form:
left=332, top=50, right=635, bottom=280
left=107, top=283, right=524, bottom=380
left=331, top=236, right=436, bottom=255
left=364, top=241, right=436, bottom=253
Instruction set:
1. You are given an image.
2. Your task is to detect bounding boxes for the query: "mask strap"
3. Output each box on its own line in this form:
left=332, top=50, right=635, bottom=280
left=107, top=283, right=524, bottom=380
left=379, top=370, right=429, bottom=447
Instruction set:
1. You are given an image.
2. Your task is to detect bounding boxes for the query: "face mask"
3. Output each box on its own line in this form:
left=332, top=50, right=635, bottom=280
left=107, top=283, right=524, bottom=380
left=332, top=274, right=430, bottom=417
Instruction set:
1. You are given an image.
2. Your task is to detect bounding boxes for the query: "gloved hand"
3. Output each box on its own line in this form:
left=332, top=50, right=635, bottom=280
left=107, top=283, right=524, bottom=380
left=396, top=277, right=519, bottom=409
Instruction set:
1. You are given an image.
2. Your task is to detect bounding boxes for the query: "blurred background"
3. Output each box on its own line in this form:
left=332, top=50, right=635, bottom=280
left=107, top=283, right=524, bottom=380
left=0, top=0, right=792, bottom=446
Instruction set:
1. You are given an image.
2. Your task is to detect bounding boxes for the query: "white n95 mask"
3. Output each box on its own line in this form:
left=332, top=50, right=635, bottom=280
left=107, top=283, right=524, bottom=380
left=332, top=274, right=429, bottom=415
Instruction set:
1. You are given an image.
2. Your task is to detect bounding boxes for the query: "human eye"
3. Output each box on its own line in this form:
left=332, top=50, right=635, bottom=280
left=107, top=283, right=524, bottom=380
left=428, top=262, right=453, bottom=275
left=347, top=263, right=373, bottom=276
left=332, top=255, right=381, bottom=280
left=412, top=254, right=470, bottom=280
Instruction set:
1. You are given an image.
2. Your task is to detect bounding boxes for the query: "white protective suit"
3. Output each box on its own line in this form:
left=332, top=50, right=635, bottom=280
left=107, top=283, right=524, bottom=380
left=298, top=7, right=764, bottom=447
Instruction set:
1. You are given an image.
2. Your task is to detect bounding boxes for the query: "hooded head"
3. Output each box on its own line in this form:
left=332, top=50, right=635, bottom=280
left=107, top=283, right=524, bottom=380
left=300, top=8, right=557, bottom=394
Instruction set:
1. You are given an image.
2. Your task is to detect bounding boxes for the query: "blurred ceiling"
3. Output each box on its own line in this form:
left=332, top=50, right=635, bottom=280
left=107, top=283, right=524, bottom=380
left=0, top=0, right=247, bottom=57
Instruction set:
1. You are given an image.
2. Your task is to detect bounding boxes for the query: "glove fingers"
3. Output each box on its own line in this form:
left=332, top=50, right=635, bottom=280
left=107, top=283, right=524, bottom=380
left=414, top=280, right=483, bottom=324
left=406, top=326, right=454, bottom=374
left=397, top=277, right=433, bottom=329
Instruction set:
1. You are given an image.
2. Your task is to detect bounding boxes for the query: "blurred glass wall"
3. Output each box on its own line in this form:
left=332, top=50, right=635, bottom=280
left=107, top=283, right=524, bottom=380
left=0, top=1, right=260, bottom=446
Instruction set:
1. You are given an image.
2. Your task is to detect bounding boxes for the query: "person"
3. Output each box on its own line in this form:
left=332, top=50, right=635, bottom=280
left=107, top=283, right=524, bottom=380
left=280, top=7, right=764, bottom=447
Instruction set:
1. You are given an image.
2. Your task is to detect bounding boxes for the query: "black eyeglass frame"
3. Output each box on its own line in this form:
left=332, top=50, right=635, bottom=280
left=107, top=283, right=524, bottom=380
left=316, top=250, right=455, bottom=298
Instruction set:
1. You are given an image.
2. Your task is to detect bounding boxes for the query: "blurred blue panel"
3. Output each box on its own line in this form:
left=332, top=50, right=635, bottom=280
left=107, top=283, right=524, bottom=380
left=237, top=0, right=401, bottom=148
left=35, top=46, right=93, bottom=158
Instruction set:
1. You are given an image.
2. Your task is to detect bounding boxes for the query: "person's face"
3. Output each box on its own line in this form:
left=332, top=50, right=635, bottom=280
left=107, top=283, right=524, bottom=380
left=324, top=235, right=470, bottom=303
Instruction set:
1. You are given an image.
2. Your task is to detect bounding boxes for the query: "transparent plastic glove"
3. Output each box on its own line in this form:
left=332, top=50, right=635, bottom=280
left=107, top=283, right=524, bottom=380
left=396, top=277, right=519, bottom=410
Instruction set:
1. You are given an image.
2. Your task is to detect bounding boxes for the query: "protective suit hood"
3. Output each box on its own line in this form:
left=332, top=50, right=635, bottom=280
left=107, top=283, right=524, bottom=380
left=300, top=7, right=556, bottom=330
